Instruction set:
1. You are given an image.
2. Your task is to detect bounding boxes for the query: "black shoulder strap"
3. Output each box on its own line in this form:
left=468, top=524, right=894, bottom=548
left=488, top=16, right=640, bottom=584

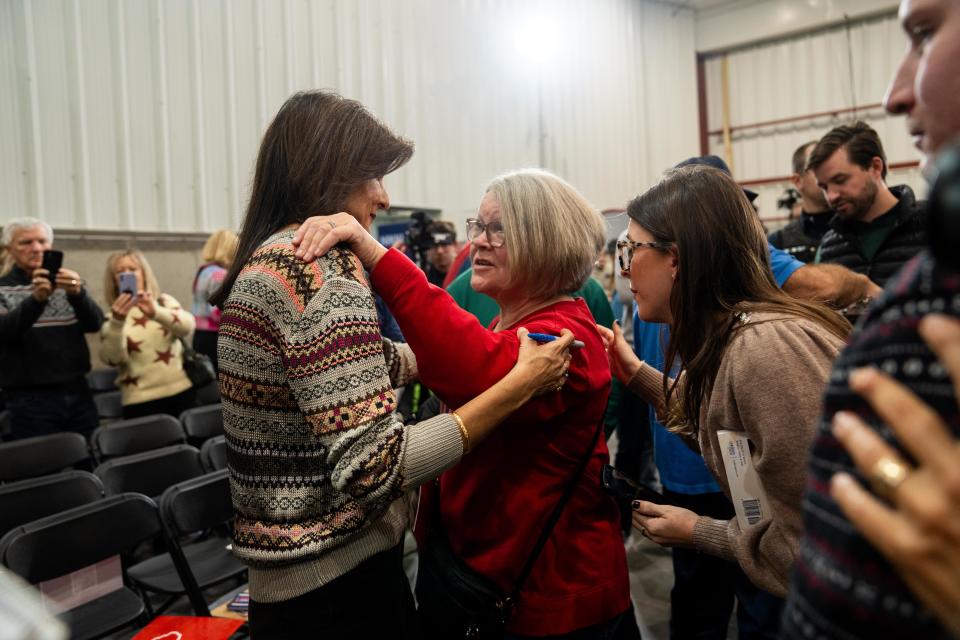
left=505, top=416, right=605, bottom=605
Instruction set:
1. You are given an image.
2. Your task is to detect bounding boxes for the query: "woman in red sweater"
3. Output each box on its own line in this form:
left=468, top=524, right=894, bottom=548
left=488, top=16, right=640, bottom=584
left=294, top=169, right=631, bottom=638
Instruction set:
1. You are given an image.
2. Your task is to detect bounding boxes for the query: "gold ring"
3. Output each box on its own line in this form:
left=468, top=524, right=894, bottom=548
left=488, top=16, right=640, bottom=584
left=870, top=456, right=909, bottom=499
left=71, top=279, right=78, bottom=286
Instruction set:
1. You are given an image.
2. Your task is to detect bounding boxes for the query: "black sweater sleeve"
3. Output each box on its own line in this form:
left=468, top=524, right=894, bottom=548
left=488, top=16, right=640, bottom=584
left=0, top=295, right=47, bottom=343
left=67, top=289, right=105, bottom=333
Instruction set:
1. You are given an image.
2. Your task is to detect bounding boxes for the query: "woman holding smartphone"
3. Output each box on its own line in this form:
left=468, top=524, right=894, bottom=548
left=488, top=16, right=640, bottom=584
left=100, top=249, right=197, bottom=419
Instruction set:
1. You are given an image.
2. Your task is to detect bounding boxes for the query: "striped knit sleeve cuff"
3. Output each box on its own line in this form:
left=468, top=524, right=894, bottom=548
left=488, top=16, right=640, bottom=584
left=402, top=413, right=464, bottom=489
left=692, top=516, right=737, bottom=562
left=382, top=339, right=418, bottom=388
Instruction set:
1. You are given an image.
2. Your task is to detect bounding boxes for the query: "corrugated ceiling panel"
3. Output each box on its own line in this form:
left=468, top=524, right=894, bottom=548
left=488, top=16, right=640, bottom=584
left=1, top=0, right=699, bottom=232
left=702, top=12, right=924, bottom=225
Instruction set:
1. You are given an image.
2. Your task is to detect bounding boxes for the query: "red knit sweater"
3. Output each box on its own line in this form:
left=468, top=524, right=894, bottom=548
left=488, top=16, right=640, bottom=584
left=372, top=249, right=630, bottom=635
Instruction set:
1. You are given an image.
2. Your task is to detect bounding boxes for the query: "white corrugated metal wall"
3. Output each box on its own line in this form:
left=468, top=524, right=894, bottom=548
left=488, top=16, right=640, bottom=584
left=0, top=0, right=699, bottom=233
left=702, top=11, right=926, bottom=227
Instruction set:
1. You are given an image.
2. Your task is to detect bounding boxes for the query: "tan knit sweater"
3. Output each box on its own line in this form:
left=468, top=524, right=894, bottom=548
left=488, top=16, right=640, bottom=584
left=627, top=311, right=844, bottom=597
left=100, top=293, right=195, bottom=406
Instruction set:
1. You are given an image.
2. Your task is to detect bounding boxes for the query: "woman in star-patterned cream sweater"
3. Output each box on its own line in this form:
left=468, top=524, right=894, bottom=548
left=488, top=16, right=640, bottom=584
left=100, top=249, right=197, bottom=419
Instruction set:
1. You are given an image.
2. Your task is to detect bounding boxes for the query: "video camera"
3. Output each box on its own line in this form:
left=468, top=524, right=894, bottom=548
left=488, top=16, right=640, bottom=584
left=777, top=188, right=801, bottom=212
left=404, top=211, right=456, bottom=270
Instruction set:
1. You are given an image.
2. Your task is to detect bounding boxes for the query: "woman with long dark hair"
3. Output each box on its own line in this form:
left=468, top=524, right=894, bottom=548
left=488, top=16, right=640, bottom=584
left=600, top=165, right=850, bottom=604
left=212, top=91, right=572, bottom=638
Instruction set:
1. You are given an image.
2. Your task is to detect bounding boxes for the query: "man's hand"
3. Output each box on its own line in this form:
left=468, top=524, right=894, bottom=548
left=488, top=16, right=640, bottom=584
left=783, top=263, right=881, bottom=309
left=54, top=267, right=84, bottom=296
left=30, top=268, right=53, bottom=302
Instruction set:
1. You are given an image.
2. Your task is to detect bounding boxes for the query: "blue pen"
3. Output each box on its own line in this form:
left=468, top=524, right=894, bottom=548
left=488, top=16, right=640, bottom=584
left=527, top=333, right=585, bottom=349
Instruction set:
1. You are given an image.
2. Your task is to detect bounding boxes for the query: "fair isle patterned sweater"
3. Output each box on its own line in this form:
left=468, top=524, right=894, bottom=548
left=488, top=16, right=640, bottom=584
left=218, top=230, right=463, bottom=602
left=100, top=293, right=195, bottom=406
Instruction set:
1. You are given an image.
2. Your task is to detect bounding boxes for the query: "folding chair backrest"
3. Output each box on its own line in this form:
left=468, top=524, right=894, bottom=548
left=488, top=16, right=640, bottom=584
left=0, top=432, right=91, bottom=482
left=0, top=493, right=161, bottom=584
left=200, top=435, right=228, bottom=472
left=94, top=390, right=123, bottom=420
left=87, top=368, right=119, bottom=393
left=179, top=404, right=223, bottom=441
left=159, top=469, right=232, bottom=537
left=94, top=445, right=204, bottom=499
left=94, top=414, right=186, bottom=460
left=0, top=471, right=105, bottom=539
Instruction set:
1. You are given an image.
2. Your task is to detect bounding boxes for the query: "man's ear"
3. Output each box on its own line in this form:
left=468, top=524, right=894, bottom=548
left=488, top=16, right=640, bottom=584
left=790, top=173, right=802, bottom=190
left=870, top=156, right=886, bottom=179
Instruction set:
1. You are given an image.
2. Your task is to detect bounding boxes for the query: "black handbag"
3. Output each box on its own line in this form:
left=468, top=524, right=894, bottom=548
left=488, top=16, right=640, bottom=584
left=415, top=417, right=604, bottom=639
left=180, top=337, right=216, bottom=388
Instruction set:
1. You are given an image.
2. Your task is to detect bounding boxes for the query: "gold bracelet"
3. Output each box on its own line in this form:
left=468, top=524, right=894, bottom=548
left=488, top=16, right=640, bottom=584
left=451, top=411, right=470, bottom=455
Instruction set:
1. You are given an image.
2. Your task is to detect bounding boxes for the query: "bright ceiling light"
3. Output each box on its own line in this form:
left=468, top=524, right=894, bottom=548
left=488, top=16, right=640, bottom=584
left=512, top=12, right=565, bottom=72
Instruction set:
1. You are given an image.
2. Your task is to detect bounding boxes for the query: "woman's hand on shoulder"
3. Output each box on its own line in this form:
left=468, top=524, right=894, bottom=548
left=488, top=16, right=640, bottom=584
left=292, top=212, right=387, bottom=269
left=509, top=327, right=574, bottom=397
left=596, top=321, right=641, bottom=384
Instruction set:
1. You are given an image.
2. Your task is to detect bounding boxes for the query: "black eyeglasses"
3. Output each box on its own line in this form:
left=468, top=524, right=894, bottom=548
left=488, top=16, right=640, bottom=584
left=465, top=218, right=506, bottom=248
left=616, top=239, right=673, bottom=273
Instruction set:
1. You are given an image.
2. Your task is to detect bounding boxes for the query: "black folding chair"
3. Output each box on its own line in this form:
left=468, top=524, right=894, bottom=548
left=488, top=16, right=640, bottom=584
left=93, top=444, right=205, bottom=500
left=91, top=414, right=186, bottom=462
left=200, top=435, right=228, bottom=472
left=0, top=470, right=105, bottom=540
left=179, top=404, right=223, bottom=443
left=0, top=409, right=11, bottom=440
left=93, top=391, right=123, bottom=421
left=0, top=432, right=91, bottom=483
left=86, top=368, right=118, bottom=394
left=130, top=469, right=246, bottom=616
left=0, top=493, right=162, bottom=640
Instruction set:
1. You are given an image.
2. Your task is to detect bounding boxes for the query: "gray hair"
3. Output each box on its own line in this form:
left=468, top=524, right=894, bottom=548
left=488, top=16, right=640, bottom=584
left=2, top=217, right=53, bottom=247
left=485, top=169, right=606, bottom=301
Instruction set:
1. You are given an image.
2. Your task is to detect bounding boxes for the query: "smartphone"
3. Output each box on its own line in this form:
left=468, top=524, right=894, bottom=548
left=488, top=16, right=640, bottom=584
left=600, top=464, right=669, bottom=506
left=41, top=250, right=63, bottom=284
left=118, top=272, right=138, bottom=296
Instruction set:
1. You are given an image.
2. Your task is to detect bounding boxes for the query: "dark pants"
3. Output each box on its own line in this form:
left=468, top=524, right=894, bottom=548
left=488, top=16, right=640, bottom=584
left=122, top=387, right=197, bottom=420
left=192, top=329, right=219, bottom=372
left=249, top=543, right=418, bottom=639
left=504, top=609, right=633, bottom=640
left=664, top=490, right=783, bottom=640
left=5, top=388, right=98, bottom=440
